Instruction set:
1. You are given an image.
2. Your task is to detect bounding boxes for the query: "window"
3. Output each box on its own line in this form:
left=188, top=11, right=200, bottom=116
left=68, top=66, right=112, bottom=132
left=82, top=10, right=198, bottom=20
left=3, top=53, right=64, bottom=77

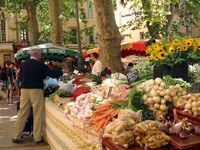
left=87, top=2, right=93, bottom=19
left=20, top=30, right=28, bottom=42
left=0, top=20, right=6, bottom=42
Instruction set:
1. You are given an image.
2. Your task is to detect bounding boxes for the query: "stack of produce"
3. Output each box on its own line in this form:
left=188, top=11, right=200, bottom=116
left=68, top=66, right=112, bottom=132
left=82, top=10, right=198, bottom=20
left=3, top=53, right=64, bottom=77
left=159, top=117, right=200, bottom=139
left=90, top=103, right=120, bottom=132
left=103, top=110, right=170, bottom=149
left=137, top=78, right=187, bottom=118
left=65, top=93, right=96, bottom=120
left=175, top=93, right=200, bottom=116
left=49, top=89, right=72, bottom=107
left=133, top=120, right=170, bottom=149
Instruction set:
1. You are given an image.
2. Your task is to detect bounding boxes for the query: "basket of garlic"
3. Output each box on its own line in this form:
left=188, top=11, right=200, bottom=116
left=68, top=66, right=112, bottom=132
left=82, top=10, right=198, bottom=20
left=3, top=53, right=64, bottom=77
left=137, top=77, right=188, bottom=119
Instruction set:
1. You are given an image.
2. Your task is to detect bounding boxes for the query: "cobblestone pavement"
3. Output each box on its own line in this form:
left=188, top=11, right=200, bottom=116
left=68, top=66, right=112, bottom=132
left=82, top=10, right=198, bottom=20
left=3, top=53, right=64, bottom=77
left=0, top=91, right=50, bottom=150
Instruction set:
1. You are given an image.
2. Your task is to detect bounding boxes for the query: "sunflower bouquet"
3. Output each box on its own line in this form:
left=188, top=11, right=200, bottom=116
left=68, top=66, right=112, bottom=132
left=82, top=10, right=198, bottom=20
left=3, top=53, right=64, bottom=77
left=147, top=38, right=200, bottom=67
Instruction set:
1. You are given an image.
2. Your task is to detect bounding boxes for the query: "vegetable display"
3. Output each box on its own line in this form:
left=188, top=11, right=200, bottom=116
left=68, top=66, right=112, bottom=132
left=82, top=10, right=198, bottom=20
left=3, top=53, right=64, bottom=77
left=65, top=93, right=97, bottom=120
left=90, top=103, right=120, bottom=132
left=104, top=110, right=170, bottom=149
left=175, top=93, right=200, bottom=116
left=137, top=78, right=187, bottom=118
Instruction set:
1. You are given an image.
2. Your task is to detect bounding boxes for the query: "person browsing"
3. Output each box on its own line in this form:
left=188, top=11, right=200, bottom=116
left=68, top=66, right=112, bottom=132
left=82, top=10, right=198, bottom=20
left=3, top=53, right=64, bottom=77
left=13, top=48, right=51, bottom=144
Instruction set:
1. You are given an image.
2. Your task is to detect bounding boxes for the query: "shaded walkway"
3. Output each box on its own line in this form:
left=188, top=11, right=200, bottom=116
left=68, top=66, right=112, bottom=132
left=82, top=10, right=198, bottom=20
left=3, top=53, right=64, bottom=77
left=0, top=92, right=50, bottom=150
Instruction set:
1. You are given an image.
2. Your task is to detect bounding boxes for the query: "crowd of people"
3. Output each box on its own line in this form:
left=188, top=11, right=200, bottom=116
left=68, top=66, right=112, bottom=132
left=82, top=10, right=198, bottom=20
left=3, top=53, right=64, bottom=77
left=0, top=61, right=20, bottom=104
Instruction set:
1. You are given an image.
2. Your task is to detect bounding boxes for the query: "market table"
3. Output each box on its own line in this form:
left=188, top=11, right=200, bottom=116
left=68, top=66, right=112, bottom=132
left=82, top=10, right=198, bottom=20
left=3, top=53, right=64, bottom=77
left=44, top=99, right=102, bottom=150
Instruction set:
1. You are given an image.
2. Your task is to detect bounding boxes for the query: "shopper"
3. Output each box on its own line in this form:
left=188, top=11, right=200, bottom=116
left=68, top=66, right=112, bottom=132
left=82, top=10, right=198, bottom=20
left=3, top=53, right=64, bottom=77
left=15, top=67, right=21, bottom=99
left=6, top=62, right=15, bottom=104
left=90, top=52, right=102, bottom=76
left=13, top=48, right=50, bottom=144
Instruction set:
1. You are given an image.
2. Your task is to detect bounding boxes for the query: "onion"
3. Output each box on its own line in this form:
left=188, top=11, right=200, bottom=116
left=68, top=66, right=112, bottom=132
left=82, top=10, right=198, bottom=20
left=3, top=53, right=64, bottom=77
left=153, top=96, right=161, bottom=103
left=155, top=78, right=162, bottom=84
left=160, top=105, right=167, bottom=111
left=164, top=89, right=171, bottom=95
left=154, top=103, right=160, bottom=109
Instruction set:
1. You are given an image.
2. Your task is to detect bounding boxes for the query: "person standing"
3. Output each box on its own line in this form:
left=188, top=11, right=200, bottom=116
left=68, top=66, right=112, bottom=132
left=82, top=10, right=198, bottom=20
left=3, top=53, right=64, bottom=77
left=13, top=48, right=49, bottom=144
left=6, top=62, right=15, bottom=104
left=90, top=52, right=102, bottom=76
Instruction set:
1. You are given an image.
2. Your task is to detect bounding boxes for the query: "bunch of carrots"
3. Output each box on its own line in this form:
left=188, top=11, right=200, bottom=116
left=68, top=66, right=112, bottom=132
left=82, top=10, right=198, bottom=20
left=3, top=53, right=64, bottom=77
left=90, top=103, right=120, bottom=132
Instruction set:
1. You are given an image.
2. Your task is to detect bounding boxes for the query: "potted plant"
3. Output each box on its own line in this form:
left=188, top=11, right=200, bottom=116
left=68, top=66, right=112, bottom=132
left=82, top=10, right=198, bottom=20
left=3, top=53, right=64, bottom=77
left=147, top=38, right=200, bottom=81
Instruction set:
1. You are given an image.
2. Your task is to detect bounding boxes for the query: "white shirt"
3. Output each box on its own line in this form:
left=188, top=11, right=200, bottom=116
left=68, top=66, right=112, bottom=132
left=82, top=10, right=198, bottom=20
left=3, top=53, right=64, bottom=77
left=31, top=56, right=37, bottom=60
left=92, top=60, right=102, bottom=76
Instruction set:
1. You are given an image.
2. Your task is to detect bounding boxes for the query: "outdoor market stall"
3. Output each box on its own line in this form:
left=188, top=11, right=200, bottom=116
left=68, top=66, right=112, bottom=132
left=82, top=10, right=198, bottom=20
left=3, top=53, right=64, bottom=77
left=82, top=41, right=147, bottom=58
left=15, top=43, right=80, bottom=62
left=42, top=37, right=200, bottom=150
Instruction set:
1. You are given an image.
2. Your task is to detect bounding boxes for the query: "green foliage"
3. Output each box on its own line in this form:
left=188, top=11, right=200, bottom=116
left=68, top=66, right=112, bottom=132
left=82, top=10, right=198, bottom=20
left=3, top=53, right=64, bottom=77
left=163, top=75, right=191, bottom=89
left=133, top=59, right=153, bottom=77
left=188, top=64, right=200, bottom=82
left=90, top=74, right=102, bottom=84
left=111, top=100, right=129, bottom=109
left=127, top=88, right=145, bottom=111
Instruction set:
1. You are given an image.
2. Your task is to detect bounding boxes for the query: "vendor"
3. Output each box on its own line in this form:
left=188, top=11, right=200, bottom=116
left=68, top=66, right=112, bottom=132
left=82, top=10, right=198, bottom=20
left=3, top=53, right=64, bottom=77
left=125, top=62, right=134, bottom=74
left=90, top=53, right=102, bottom=76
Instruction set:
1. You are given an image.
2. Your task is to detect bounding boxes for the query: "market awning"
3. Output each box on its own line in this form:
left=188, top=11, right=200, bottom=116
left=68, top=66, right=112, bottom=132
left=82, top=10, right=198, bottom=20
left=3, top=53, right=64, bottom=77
left=82, top=41, right=147, bottom=58
left=15, top=43, right=80, bottom=62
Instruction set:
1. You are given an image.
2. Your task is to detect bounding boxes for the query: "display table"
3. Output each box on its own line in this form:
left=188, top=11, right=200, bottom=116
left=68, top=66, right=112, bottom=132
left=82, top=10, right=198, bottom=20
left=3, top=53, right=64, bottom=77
left=44, top=99, right=102, bottom=150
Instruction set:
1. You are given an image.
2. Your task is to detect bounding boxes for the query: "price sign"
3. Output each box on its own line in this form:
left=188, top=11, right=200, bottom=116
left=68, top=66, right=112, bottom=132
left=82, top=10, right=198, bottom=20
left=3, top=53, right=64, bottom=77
left=127, top=71, right=138, bottom=84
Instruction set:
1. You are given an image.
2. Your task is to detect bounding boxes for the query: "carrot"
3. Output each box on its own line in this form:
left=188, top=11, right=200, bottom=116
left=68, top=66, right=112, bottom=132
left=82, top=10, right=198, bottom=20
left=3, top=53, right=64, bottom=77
left=102, top=117, right=111, bottom=128
left=97, top=103, right=111, bottom=108
left=95, top=119, right=106, bottom=132
left=94, top=106, right=110, bottom=113
left=92, top=109, right=115, bottom=121
left=110, top=110, right=120, bottom=118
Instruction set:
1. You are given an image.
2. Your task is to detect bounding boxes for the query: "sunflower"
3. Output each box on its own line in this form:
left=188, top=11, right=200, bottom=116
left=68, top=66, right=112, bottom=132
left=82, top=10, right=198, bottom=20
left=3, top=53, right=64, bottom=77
left=176, top=46, right=182, bottom=52
left=185, top=38, right=193, bottom=47
left=181, top=44, right=188, bottom=52
left=167, top=46, right=175, bottom=53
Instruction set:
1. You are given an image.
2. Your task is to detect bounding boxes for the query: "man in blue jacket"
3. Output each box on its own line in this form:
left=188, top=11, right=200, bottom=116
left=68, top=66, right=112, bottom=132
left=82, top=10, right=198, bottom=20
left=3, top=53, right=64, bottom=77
left=13, top=48, right=49, bottom=144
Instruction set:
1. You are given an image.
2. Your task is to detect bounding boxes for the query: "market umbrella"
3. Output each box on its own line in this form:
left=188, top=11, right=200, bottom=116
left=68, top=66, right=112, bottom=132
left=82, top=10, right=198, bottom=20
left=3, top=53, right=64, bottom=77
left=15, top=43, right=80, bottom=61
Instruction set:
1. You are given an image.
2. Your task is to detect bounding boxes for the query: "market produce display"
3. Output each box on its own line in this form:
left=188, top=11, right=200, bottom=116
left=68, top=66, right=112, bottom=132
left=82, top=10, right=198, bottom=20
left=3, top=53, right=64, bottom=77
left=103, top=110, right=170, bottom=149
left=137, top=77, right=187, bottom=118
left=48, top=66, right=200, bottom=150
left=175, top=93, right=200, bottom=116
left=90, top=103, right=120, bottom=132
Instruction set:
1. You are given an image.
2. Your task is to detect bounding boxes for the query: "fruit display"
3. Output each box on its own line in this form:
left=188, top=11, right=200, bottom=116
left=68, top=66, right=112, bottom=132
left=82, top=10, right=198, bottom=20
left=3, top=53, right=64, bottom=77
left=137, top=78, right=187, bottom=118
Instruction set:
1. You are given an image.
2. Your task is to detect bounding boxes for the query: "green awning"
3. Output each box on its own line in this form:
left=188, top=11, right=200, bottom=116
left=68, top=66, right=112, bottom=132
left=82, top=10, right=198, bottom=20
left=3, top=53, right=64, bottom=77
left=15, top=43, right=80, bottom=61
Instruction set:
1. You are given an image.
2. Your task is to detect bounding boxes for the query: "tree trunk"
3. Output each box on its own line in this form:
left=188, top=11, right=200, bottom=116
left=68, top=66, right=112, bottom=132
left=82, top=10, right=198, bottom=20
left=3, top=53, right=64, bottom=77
left=94, top=0, right=123, bottom=73
left=25, top=0, right=39, bottom=45
left=48, top=0, right=63, bottom=46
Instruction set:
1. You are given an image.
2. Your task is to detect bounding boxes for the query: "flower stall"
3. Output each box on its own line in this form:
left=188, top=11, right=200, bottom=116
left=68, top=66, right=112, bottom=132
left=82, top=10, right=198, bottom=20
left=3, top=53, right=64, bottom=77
left=147, top=38, right=200, bottom=81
